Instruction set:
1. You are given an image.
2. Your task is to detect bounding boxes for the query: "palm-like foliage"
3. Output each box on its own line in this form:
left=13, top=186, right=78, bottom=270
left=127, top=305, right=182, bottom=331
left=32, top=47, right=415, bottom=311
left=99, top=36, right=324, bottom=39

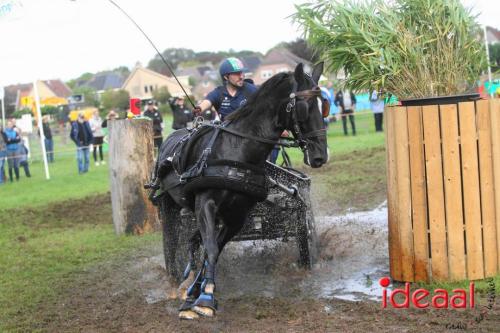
left=293, top=0, right=486, bottom=99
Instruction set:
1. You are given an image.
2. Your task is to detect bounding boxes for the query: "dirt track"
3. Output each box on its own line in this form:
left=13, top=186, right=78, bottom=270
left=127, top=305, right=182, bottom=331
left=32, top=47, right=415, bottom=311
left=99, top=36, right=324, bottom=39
left=35, top=204, right=499, bottom=332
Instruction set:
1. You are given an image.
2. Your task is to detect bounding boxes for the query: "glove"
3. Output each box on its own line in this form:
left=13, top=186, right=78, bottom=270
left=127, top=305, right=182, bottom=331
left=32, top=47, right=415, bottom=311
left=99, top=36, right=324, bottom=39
left=193, top=106, right=202, bottom=116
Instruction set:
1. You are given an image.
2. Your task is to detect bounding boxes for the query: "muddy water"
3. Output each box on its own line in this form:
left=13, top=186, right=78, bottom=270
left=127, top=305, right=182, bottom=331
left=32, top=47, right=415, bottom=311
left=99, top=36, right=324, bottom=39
left=139, top=203, right=390, bottom=304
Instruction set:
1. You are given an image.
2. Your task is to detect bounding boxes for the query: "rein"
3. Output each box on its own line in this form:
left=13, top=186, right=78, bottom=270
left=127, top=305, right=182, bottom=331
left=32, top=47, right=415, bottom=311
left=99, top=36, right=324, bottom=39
left=210, top=85, right=326, bottom=151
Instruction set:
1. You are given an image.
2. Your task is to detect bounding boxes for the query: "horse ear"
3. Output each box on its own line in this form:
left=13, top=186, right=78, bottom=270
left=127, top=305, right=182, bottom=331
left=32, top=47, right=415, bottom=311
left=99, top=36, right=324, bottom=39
left=312, top=62, right=324, bottom=84
left=294, top=63, right=305, bottom=85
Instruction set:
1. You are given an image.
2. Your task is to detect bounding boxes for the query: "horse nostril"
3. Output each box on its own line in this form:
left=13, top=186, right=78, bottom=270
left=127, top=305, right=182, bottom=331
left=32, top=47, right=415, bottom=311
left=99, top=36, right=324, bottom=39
left=312, top=157, right=324, bottom=167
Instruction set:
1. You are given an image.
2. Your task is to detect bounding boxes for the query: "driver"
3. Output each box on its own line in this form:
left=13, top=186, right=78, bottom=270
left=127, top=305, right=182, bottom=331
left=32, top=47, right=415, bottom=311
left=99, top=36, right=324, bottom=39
left=194, top=57, right=257, bottom=121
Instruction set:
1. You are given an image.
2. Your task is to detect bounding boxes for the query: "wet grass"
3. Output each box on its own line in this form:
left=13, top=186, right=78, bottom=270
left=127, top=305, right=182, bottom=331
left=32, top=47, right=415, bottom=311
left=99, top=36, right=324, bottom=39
left=0, top=195, right=160, bottom=332
left=1, top=113, right=499, bottom=331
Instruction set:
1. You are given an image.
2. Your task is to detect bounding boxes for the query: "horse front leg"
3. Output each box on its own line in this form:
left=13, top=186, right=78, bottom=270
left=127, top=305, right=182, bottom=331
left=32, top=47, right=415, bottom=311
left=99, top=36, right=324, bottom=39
left=192, top=195, right=219, bottom=317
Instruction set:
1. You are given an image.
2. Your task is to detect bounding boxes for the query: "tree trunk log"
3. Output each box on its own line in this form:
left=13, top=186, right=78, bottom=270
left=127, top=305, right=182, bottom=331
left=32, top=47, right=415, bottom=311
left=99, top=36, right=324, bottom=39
left=108, top=119, right=159, bottom=235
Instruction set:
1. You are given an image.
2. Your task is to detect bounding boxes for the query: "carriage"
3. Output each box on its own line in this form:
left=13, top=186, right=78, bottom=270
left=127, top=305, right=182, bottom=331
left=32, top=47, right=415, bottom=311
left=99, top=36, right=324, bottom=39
left=160, top=158, right=319, bottom=282
left=146, top=62, right=328, bottom=318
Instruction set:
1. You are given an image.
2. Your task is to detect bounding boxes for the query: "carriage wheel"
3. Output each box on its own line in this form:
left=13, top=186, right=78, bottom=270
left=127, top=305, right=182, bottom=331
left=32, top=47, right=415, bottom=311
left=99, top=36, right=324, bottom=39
left=296, top=190, right=319, bottom=269
left=160, top=199, right=199, bottom=283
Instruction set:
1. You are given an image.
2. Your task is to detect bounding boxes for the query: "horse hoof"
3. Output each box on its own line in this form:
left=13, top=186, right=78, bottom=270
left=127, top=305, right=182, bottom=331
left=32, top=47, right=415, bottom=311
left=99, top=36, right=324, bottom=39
left=192, top=305, right=215, bottom=317
left=179, top=310, right=199, bottom=320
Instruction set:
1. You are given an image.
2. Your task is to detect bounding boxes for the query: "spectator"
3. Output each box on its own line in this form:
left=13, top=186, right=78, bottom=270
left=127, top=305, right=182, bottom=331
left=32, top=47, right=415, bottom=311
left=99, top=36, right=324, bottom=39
left=143, top=100, right=164, bottom=149
left=101, top=110, right=118, bottom=129
left=0, top=125, right=7, bottom=184
left=370, top=91, right=385, bottom=132
left=41, top=115, right=54, bottom=163
left=18, top=138, right=31, bottom=178
left=89, top=110, right=105, bottom=166
left=3, top=120, right=21, bottom=182
left=334, top=89, right=357, bottom=136
left=70, top=112, right=93, bottom=174
left=169, top=96, right=194, bottom=130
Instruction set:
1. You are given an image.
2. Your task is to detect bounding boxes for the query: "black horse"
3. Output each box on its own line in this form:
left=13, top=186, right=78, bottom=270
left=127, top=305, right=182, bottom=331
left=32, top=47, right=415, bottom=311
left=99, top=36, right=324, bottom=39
left=154, top=63, right=328, bottom=319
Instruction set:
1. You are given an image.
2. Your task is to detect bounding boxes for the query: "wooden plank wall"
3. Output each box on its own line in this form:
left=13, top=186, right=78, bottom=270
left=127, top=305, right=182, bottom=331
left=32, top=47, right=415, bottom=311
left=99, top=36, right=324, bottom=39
left=386, top=99, right=500, bottom=282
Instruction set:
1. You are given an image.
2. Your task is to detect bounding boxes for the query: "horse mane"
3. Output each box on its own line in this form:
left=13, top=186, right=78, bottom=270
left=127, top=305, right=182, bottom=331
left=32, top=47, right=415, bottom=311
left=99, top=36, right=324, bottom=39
left=225, top=72, right=292, bottom=122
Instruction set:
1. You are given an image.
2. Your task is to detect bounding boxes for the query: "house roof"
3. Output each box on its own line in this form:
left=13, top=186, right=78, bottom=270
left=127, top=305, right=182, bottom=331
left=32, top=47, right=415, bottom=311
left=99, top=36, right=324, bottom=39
left=487, top=26, right=500, bottom=43
left=42, top=79, right=72, bottom=97
left=84, top=73, right=124, bottom=91
left=122, top=64, right=177, bottom=88
left=262, top=48, right=310, bottom=67
left=241, top=56, right=262, bottom=72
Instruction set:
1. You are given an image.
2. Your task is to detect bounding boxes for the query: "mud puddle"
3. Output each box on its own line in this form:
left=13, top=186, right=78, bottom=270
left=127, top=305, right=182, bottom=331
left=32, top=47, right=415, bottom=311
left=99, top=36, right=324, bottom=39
left=137, top=203, right=389, bottom=305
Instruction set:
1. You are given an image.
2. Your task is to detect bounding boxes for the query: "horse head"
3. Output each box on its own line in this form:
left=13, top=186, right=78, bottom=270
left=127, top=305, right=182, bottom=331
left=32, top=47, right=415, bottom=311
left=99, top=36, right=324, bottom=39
left=285, top=62, right=329, bottom=168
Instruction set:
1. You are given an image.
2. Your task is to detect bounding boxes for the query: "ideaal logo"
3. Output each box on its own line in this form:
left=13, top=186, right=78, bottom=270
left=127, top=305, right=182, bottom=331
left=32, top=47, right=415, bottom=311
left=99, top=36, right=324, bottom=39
left=379, top=277, right=475, bottom=309
left=379, top=277, right=496, bottom=330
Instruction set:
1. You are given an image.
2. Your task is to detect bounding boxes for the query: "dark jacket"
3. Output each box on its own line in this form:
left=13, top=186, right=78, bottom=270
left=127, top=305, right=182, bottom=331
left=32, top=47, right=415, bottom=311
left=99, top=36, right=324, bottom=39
left=169, top=99, right=194, bottom=130
left=39, top=122, right=52, bottom=139
left=334, top=90, right=357, bottom=111
left=70, top=121, right=93, bottom=146
left=143, top=108, right=163, bottom=136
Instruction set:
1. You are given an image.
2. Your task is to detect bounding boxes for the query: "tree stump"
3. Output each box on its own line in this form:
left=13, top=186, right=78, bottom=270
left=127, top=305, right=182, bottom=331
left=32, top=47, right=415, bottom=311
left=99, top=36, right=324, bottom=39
left=108, top=119, right=160, bottom=235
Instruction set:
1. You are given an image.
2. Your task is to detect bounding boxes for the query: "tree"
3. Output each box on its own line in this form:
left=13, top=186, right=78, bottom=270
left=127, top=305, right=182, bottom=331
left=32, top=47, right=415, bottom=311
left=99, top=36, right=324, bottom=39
left=147, top=48, right=197, bottom=75
left=273, top=39, right=319, bottom=63
left=489, top=43, right=500, bottom=71
left=152, top=86, right=171, bottom=105
left=101, top=89, right=130, bottom=110
left=66, top=72, right=94, bottom=89
left=293, top=0, right=486, bottom=98
left=72, top=86, right=99, bottom=107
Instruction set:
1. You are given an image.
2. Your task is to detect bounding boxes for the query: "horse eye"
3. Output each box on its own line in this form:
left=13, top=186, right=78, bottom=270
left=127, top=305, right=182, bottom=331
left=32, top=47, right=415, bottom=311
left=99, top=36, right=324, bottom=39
left=317, top=97, right=323, bottom=115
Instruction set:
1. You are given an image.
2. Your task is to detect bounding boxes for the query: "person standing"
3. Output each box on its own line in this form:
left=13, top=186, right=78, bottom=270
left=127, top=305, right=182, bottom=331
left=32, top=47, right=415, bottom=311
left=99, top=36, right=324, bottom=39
left=3, top=120, right=21, bottom=182
left=89, top=110, right=105, bottom=166
left=169, top=96, right=194, bottom=130
left=70, top=112, right=93, bottom=174
left=0, top=125, right=7, bottom=184
left=370, top=91, right=385, bottom=132
left=18, top=138, right=31, bottom=178
left=143, top=100, right=163, bottom=149
left=41, top=115, right=54, bottom=163
left=334, top=89, right=357, bottom=136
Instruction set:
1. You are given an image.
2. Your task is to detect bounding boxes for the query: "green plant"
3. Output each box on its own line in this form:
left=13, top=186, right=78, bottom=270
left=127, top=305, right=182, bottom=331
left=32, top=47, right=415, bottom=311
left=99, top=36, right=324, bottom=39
left=293, top=0, right=487, bottom=99
left=11, top=108, right=33, bottom=118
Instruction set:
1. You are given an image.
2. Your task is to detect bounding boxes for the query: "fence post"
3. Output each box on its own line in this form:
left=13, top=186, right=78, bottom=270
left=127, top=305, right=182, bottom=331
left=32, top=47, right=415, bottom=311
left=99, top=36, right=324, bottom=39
left=108, top=118, right=160, bottom=235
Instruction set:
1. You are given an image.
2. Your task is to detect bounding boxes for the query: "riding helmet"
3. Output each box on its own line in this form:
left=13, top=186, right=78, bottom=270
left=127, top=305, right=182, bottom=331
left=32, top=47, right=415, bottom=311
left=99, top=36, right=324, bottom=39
left=219, top=57, right=247, bottom=80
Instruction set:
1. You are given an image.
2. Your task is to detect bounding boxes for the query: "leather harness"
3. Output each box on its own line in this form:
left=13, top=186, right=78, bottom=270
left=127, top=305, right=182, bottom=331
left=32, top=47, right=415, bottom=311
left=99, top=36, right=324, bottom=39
left=147, top=84, right=326, bottom=203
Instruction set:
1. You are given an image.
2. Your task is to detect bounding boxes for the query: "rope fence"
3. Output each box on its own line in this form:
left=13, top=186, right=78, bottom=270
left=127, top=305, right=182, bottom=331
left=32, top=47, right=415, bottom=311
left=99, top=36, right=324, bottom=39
left=0, top=110, right=384, bottom=163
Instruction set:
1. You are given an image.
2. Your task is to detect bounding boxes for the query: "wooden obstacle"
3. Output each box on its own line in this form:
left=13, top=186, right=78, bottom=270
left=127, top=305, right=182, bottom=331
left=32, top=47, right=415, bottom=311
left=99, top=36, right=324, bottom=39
left=385, top=99, right=500, bottom=282
left=108, top=119, right=160, bottom=235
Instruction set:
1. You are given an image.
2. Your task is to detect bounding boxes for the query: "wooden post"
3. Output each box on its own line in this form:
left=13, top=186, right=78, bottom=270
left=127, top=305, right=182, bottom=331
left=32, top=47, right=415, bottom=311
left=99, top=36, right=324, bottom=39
left=108, top=119, right=160, bottom=235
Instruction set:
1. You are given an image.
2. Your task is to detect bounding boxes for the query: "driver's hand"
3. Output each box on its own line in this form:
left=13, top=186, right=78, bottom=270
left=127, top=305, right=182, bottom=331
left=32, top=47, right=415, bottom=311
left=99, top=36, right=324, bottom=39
left=193, top=106, right=202, bottom=116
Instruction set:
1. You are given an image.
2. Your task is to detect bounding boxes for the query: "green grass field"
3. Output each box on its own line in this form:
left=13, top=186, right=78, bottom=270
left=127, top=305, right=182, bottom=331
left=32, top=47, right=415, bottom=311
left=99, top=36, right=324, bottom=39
left=0, top=111, right=498, bottom=331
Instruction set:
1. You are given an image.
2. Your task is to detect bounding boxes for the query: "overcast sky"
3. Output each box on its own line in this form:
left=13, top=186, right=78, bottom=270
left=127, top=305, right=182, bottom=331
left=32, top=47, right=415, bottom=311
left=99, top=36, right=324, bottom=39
left=0, top=0, right=498, bottom=87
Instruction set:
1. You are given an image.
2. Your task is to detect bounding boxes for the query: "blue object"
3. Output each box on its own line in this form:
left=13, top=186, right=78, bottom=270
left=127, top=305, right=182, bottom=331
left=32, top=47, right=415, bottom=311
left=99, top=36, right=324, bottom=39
left=219, top=57, right=247, bottom=80
left=206, top=82, right=257, bottom=120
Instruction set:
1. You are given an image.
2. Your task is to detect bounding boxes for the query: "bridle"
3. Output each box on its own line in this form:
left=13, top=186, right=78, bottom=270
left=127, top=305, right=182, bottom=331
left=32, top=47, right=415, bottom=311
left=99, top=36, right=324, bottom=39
left=283, top=81, right=327, bottom=153
left=194, top=79, right=328, bottom=159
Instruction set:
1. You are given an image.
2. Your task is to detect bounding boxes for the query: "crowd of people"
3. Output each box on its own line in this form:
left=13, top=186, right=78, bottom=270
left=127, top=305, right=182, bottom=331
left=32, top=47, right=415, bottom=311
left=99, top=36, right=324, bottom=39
left=0, top=119, right=31, bottom=184
left=1, top=57, right=392, bottom=184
